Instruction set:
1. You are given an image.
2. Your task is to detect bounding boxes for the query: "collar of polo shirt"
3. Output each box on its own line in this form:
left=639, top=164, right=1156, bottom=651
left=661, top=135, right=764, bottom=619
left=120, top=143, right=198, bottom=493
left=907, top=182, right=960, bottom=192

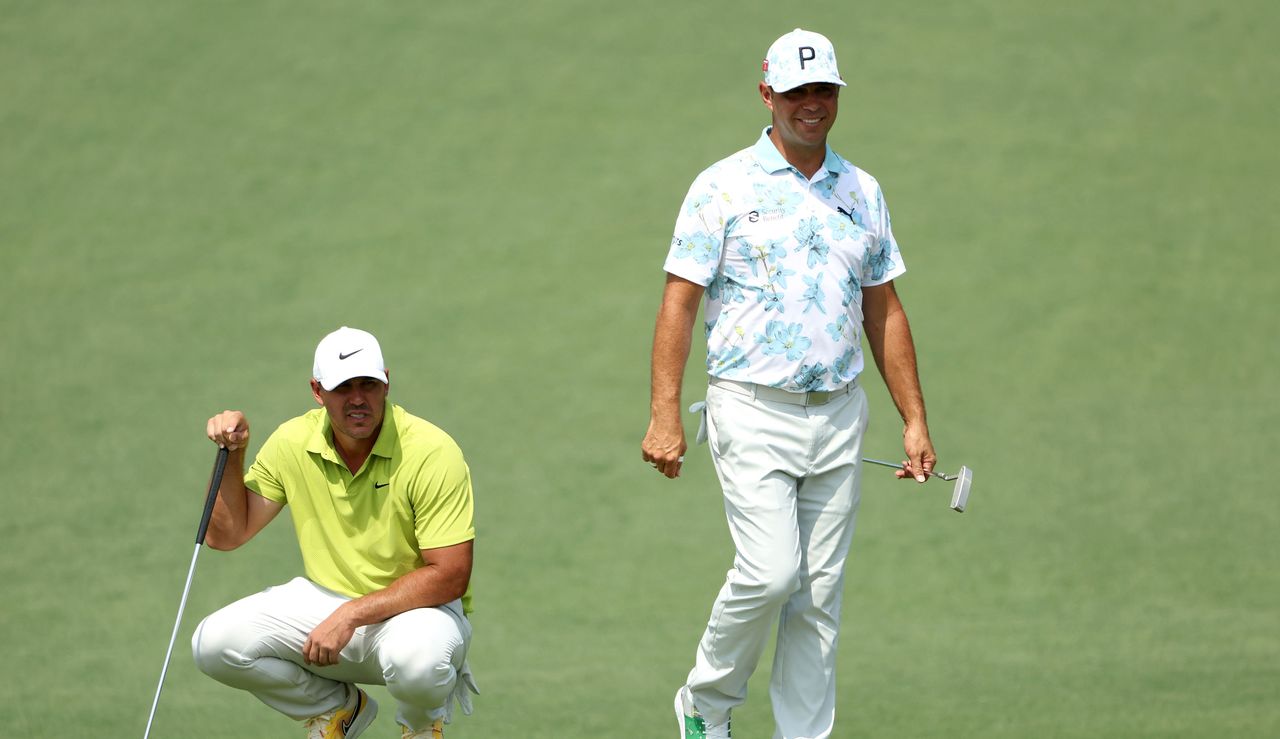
left=307, top=398, right=399, bottom=469
left=753, top=127, right=849, bottom=178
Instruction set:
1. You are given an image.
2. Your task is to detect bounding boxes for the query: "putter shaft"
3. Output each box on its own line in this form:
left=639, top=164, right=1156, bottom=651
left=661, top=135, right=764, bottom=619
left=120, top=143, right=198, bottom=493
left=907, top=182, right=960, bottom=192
left=143, top=543, right=204, bottom=738
left=862, top=457, right=957, bottom=480
left=144, top=447, right=229, bottom=738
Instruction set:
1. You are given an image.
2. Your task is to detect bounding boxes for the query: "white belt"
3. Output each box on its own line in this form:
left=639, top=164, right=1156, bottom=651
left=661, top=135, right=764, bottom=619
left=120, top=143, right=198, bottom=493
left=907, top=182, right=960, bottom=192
left=709, top=377, right=857, bottom=406
left=689, top=377, right=858, bottom=445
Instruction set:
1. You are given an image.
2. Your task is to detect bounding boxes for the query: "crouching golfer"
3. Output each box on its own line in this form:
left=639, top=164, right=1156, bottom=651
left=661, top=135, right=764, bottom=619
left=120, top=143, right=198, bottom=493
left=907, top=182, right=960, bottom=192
left=193, top=326, right=478, bottom=739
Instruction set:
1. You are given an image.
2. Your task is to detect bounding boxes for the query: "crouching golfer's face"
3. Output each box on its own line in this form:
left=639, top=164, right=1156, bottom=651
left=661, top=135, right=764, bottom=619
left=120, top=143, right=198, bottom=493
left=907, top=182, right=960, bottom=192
left=310, top=375, right=389, bottom=443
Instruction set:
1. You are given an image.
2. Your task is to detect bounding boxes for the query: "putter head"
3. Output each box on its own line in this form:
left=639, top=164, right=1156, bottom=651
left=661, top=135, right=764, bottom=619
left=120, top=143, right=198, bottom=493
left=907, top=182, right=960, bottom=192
left=949, top=466, right=972, bottom=513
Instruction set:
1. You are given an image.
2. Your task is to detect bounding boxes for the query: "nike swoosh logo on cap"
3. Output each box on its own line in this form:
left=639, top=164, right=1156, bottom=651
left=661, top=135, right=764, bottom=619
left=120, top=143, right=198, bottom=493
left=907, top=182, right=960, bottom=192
left=338, top=349, right=363, bottom=360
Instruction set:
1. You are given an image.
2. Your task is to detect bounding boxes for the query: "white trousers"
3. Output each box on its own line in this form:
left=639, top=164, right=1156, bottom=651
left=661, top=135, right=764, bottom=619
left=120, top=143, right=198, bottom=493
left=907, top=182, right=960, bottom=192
left=192, top=577, right=473, bottom=732
left=688, top=380, right=869, bottom=739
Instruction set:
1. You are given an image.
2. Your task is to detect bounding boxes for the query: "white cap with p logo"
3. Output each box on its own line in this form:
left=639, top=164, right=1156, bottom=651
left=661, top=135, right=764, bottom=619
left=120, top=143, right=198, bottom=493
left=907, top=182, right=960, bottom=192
left=762, top=28, right=846, bottom=93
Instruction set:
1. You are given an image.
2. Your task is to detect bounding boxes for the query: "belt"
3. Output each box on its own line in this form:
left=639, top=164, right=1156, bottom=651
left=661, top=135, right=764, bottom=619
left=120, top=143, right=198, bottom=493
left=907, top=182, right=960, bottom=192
left=709, top=377, right=856, bottom=407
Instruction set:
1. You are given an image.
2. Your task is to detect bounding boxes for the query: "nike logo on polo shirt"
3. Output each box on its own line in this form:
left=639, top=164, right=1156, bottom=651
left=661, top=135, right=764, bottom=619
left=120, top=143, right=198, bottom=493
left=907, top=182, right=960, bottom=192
left=338, top=349, right=363, bottom=360
left=374, top=482, right=389, bottom=489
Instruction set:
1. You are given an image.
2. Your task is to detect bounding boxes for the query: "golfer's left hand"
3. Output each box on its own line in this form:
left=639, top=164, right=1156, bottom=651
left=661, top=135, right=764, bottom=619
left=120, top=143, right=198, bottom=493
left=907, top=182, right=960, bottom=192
left=304, top=606, right=358, bottom=666
left=897, top=422, right=936, bottom=483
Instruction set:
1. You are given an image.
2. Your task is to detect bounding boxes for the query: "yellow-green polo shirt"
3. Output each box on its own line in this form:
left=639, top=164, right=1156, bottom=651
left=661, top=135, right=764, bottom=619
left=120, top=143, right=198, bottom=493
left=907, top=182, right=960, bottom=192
left=244, top=401, right=474, bottom=613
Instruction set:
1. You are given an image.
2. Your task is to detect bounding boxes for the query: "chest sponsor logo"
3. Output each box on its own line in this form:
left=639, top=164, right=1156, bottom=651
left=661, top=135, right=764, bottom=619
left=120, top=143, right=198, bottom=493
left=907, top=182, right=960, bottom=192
left=374, top=482, right=390, bottom=489
left=747, top=209, right=786, bottom=223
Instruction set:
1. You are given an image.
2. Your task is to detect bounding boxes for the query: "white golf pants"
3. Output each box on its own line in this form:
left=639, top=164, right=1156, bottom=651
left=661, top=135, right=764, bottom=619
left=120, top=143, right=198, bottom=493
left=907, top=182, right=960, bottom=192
left=688, top=379, right=869, bottom=739
left=192, top=577, right=473, bottom=731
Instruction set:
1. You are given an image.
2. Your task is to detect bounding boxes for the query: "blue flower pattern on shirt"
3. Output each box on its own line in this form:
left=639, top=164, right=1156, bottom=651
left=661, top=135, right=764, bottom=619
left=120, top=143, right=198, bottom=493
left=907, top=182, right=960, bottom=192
left=738, top=239, right=786, bottom=278
left=825, top=314, right=849, bottom=342
left=662, top=129, right=905, bottom=391
left=673, top=232, right=717, bottom=265
left=760, top=291, right=784, bottom=313
left=756, top=320, right=811, bottom=361
left=802, top=275, right=826, bottom=314
left=832, top=346, right=858, bottom=381
left=708, top=345, right=750, bottom=376
left=708, top=265, right=749, bottom=305
left=827, top=214, right=853, bottom=242
left=792, top=362, right=830, bottom=391
left=793, top=217, right=830, bottom=268
left=839, top=267, right=861, bottom=307
left=769, top=262, right=797, bottom=290
left=686, top=193, right=712, bottom=215
left=754, top=181, right=803, bottom=214
left=865, top=236, right=893, bottom=281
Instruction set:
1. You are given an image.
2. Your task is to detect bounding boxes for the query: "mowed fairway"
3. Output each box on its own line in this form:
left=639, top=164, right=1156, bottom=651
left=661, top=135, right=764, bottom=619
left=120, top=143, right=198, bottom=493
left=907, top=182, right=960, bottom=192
left=2, top=1, right=1277, bottom=737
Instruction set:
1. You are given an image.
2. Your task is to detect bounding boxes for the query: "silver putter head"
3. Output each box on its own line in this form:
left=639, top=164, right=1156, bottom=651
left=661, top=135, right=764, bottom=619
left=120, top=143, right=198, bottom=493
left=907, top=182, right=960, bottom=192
left=949, top=466, right=972, bottom=512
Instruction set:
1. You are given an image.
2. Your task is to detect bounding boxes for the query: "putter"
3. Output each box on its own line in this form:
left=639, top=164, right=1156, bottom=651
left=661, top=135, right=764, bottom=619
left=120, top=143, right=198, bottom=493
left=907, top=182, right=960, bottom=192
left=143, top=446, right=229, bottom=739
left=863, top=457, right=973, bottom=513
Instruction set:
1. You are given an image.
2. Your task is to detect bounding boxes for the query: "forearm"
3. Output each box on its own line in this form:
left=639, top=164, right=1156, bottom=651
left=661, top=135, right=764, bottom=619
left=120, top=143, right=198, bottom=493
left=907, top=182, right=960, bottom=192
left=650, top=303, right=695, bottom=422
left=339, top=554, right=471, bottom=627
left=864, top=290, right=937, bottom=479
left=642, top=275, right=704, bottom=478
left=337, top=535, right=473, bottom=627
left=870, top=308, right=927, bottom=427
left=204, top=448, right=252, bottom=550
left=863, top=284, right=927, bottom=428
left=302, top=545, right=472, bottom=666
left=650, top=275, right=703, bottom=415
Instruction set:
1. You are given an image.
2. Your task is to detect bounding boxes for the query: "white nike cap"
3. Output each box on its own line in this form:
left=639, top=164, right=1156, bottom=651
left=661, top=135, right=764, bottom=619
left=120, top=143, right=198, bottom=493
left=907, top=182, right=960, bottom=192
left=312, top=326, right=388, bottom=391
left=762, top=28, right=846, bottom=93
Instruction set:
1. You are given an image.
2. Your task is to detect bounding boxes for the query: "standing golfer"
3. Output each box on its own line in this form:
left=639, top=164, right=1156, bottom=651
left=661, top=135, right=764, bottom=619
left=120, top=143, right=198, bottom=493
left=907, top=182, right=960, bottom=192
left=193, top=326, right=477, bottom=739
left=642, top=29, right=937, bottom=739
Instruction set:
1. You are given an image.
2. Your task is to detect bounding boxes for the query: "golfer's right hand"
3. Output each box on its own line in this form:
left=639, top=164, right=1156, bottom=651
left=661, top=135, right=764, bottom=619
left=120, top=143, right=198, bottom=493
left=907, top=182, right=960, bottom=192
left=207, top=411, right=250, bottom=451
left=642, top=417, right=687, bottom=479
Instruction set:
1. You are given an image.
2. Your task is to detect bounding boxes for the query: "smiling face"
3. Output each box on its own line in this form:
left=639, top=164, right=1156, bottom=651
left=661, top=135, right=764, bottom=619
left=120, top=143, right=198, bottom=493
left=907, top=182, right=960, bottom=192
left=761, top=81, right=840, bottom=162
left=310, top=375, right=389, bottom=446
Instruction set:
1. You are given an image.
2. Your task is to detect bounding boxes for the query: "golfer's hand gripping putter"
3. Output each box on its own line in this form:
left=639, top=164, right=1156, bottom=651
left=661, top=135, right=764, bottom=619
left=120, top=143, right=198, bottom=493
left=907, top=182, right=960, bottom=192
left=862, top=458, right=973, bottom=513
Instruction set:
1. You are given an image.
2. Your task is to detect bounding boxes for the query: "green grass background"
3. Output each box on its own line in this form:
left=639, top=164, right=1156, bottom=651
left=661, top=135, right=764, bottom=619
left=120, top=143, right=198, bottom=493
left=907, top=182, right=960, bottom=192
left=2, top=1, right=1277, bottom=736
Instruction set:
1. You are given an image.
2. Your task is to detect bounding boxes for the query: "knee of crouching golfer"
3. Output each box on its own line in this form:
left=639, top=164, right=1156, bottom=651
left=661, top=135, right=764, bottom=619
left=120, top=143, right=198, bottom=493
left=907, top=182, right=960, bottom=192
left=191, top=613, right=251, bottom=678
left=386, top=647, right=458, bottom=707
